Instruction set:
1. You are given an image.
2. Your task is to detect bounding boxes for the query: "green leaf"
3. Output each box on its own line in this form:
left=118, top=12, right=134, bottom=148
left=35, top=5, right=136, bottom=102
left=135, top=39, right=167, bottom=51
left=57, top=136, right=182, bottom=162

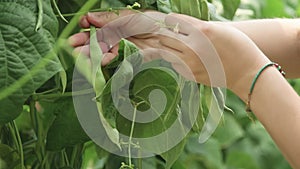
left=227, top=122, right=291, bottom=169
left=116, top=67, right=180, bottom=138
left=198, top=86, right=224, bottom=143
left=226, top=151, right=259, bottom=169
left=200, top=0, right=209, bottom=20
left=170, top=0, right=202, bottom=18
left=200, top=85, right=211, bottom=118
left=225, top=90, right=250, bottom=127
left=157, top=0, right=172, bottom=13
left=190, top=0, right=202, bottom=18
left=180, top=82, right=203, bottom=133
left=186, top=135, right=224, bottom=169
left=82, top=143, right=108, bottom=169
left=46, top=98, right=90, bottom=151
left=161, top=138, right=186, bottom=169
left=118, top=38, right=141, bottom=67
left=0, top=0, right=62, bottom=124
left=221, top=0, right=241, bottom=19
left=170, top=0, right=181, bottom=12
left=100, top=39, right=197, bottom=157
left=261, top=0, right=287, bottom=18
left=212, top=113, right=244, bottom=148
left=98, top=103, right=122, bottom=150
left=0, top=143, right=21, bottom=169
left=104, top=154, right=127, bottom=169
left=14, top=106, right=31, bottom=131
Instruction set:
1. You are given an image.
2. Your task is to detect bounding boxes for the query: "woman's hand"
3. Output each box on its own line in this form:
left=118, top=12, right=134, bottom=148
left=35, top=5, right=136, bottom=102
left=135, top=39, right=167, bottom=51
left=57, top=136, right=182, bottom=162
left=69, top=11, right=271, bottom=100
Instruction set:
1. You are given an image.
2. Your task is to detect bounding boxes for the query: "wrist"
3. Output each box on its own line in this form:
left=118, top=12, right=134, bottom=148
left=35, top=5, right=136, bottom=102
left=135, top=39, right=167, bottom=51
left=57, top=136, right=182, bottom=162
left=229, top=58, right=270, bottom=102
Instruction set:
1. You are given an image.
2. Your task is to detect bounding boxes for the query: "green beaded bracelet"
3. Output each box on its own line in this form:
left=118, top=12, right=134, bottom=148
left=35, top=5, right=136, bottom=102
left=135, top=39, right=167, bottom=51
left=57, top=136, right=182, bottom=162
left=246, top=62, right=285, bottom=112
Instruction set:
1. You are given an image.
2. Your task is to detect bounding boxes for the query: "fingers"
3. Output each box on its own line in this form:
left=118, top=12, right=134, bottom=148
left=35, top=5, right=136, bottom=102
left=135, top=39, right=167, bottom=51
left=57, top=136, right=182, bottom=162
left=79, top=15, right=90, bottom=28
left=73, top=41, right=112, bottom=58
left=68, top=32, right=90, bottom=47
left=157, top=30, right=187, bottom=53
left=102, top=53, right=117, bottom=66
left=73, top=45, right=90, bottom=57
left=95, top=12, right=165, bottom=48
left=73, top=46, right=117, bottom=66
left=86, top=10, right=135, bottom=27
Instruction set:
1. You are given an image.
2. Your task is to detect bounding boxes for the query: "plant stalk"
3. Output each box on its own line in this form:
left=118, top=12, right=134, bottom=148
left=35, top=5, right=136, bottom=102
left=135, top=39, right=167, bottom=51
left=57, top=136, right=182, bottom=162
left=128, top=106, right=137, bottom=167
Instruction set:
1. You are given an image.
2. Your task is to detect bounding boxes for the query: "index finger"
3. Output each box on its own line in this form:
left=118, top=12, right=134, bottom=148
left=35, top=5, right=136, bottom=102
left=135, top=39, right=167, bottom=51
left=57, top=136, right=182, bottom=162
left=85, top=10, right=136, bottom=28
left=95, top=12, right=166, bottom=50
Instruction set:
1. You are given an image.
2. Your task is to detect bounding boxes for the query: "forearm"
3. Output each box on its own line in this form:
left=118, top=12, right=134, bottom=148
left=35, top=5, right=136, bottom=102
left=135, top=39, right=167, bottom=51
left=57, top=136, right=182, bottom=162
left=232, top=66, right=300, bottom=169
left=224, top=19, right=300, bottom=78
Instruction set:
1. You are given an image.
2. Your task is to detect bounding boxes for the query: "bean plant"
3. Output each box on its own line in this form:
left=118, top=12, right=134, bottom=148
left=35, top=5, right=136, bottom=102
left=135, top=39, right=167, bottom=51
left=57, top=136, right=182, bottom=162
left=0, top=0, right=299, bottom=169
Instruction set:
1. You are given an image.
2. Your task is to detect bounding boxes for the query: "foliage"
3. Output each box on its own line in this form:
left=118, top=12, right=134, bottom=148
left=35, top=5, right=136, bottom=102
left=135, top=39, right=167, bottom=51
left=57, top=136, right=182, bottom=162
left=0, top=0, right=299, bottom=169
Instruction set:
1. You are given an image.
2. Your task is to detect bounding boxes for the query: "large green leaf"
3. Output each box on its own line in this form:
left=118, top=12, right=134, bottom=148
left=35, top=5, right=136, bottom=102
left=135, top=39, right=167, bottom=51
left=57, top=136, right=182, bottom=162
left=212, top=113, right=244, bottom=148
left=100, top=39, right=199, bottom=161
left=221, top=0, right=241, bottom=19
left=227, top=122, right=291, bottom=169
left=185, top=135, right=224, bottom=169
left=261, top=0, right=287, bottom=18
left=170, top=0, right=202, bottom=18
left=225, top=151, right=259, bottom=169
left=116, top=67, right=180, bottom=138
left=161, top=138, right=186, bottom=169
left=0, top=0, right=62, bottom=124
left=0, top=143, right=21, bottom=169
left=46, top=98, right=90, bottom=151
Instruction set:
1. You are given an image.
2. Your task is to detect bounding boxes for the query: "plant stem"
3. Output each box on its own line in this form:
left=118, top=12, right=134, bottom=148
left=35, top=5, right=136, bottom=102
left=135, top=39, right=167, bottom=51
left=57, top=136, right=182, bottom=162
left=29, top=99, right=38, bottom=134
left=137, top=158, right=142, bottom=169
left=63, top=150, right=70, bottom=166
left=14, top=121, right=24, bottom=169
left=30, top=99, right=46, bottom=165
left=55, top=7, right=127, bottom=17
left=40, top=152, right=49, bottom=168
left=9, top=121, right=24, bottom=169
left=7, top=123, right=19, bottom=150
left=128, top=105, right=137, bottom=167
left=52, top=0, right=69, bottom=23
left=32, top=88, right=94, bottom=101
left=70, top=145, right=78, bottom=167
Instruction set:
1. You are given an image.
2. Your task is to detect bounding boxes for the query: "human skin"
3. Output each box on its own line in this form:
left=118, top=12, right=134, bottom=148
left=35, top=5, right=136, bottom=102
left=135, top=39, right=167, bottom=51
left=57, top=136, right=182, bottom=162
left=225, top=19, right=300, bottom=78
left=69, top=11, right=300, bottom=168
